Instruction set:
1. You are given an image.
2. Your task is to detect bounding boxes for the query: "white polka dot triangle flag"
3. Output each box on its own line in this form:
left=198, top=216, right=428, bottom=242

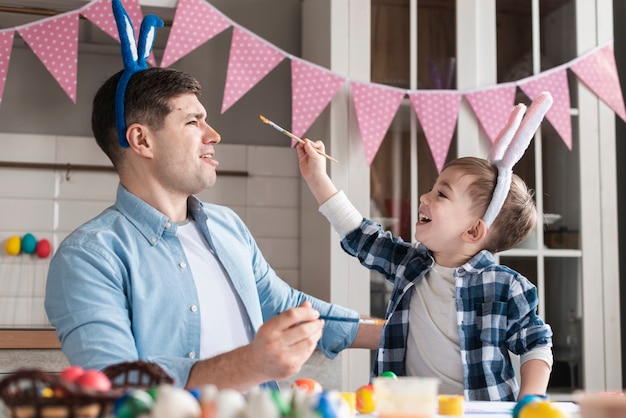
left=0, top=30, right=14, bottom=107
left=409, top=90, right=462, bottom=173
left=161, top=0, right=232, bottom=68
left=221, top=27, right=287, bottom=114
left=570, top=44, right=626, bottom=122
left=465, top=83, right=517, bottom=144
left=81, top=0, right=157, bottom=67
left=16, top=12, right=79, bottom=103
left=291, top=59, right=346, bottom=138
left=518, top=68, right=571, bottom=149
left=350, top=81, right=406, bottom=166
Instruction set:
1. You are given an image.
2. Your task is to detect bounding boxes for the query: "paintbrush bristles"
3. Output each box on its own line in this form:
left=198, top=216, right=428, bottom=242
left=259, top=115, right=338, bottom=163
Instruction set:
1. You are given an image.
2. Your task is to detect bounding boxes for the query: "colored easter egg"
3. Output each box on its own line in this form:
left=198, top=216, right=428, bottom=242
left=115, top=389, right=155, bottom=418
left=21, top=233, right=37, bottom=254
left=513, top=394, right=548, bottom=418
left=5, top=235, right=20, bottom=255
left=36, top=239, right=51, bottom=258
left=74, top=369, right=111, bottom=391
left=518, top=400, right=568, bottom=418
left=60, top=365, right=85, bottom=382
left=292, top=378, right=322, bottom=394
left=380, top=370, right=398, bottom=379
left=356, top=383, right=376, bottom=414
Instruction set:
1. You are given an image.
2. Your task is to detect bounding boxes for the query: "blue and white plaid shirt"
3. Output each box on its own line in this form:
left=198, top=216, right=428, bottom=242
left=341, top=219, right=553, bottom=401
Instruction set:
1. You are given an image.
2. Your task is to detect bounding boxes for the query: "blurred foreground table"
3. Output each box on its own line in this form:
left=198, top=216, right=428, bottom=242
left=359, top=401, right=580, bottom=417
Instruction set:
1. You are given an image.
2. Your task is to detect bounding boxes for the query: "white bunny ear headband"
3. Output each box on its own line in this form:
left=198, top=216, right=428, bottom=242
left=112, top=0, right=163, bottom=147
left=482, top=91, right=553, bottom=228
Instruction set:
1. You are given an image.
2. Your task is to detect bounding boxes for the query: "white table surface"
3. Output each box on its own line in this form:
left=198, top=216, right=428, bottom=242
left=360, top=401, right=580, bottom=417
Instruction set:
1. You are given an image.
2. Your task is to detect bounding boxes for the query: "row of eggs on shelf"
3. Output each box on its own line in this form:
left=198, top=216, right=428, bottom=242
left=4, top=233, right=51, bottom=258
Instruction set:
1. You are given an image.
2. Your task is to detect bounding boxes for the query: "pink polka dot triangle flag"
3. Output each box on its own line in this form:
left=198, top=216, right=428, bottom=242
left=291, top=58, right=346, bottom=138
left=518, top=68, right=571, bottom=149
left=16, top=12, right=79, bottom=103
left=0, top=30, right=15, bottom=107
left=81, top=0, right=157, bottom=67
left=350, top=81, right=406, bottom=166
left=221, top=27, right=287, bottom=114
left=465, top=83, right=517, bottom=143
left=570, top=44, right=626, bottom=122
left=409, top=90, right=463, bottom=173
left=161, top=0, right=232, bottom=68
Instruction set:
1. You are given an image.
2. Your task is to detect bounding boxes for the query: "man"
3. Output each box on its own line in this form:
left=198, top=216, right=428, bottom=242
left=44, top=67, right=381, bottom=390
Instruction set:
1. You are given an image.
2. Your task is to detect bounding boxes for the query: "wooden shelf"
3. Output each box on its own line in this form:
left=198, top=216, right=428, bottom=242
left=0, top=330, right=60, bottom=349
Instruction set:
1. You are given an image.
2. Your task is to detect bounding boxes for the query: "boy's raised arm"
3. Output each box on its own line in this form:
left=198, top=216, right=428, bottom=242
left=297, top=139, right=338, bottom=205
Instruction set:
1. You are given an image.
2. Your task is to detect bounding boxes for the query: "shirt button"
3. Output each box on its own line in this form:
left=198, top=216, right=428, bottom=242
left=188, top=352, right=196, bottom=359
left=190, top=305, right=198, bottom=312
left=150, top=236, right=157, bottom=244
left=179, top=262, right=187, bottom=268
left=165, top=222, right=172, bottom=229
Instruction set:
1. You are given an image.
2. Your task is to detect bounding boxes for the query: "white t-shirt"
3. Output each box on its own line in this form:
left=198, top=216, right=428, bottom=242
left=406, top=264, right=464, bottom=395
left=176, top=219, right=252, bottom=359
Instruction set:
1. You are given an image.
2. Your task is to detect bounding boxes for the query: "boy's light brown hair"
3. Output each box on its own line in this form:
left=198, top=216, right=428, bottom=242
left=443, top=156, right=537, bottom=253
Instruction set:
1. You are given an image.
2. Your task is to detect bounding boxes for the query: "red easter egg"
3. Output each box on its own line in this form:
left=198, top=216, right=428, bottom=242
left=36, top=239, right=51, bottom=258
left=74, top=369, right=111, bottom=391
left=60, top=365, right=85, bottom=382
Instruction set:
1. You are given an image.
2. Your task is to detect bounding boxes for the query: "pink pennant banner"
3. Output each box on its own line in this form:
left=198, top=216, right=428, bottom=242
left=221, top=27, right=287, bottom=113
left=409, top=90, right=462, bottom=173
left=464, top=83, right=517, bottom=143
left=161, top=0, right=232, bottom=68
left=0, top=30, right=15, bottom=107
left=570, top=45, right=626, bottom=122
left=81, top=0, right=142, bottom=42
left=351, top=81, right=406, bottom=166
left=291, top=59, right=346, bottom=138
left=17, top=13, right=79, bottom=103
left=518, top=68, right=572, bottom=149
left=81, top=0, right=156, bottom=67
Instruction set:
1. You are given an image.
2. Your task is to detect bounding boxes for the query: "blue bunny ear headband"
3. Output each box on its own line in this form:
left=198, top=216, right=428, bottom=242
left=112, top=0, right=164, bottom=147
left=482, top=91, right=553, bottom=228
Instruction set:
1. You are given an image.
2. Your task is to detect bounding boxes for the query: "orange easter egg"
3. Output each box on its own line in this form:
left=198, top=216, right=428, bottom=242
left=356, top=383, right=376, bottom=414
left=292, top=378, right=322, bottom=394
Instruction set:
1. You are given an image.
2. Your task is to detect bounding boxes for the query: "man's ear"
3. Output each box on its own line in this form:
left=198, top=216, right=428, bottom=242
left=125, top=123, right=153, bottom=158
left=463, top=218, right=488, bottom=243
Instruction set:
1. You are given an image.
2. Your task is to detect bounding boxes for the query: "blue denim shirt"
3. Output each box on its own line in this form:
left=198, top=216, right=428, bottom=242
left=45, top=184, right=358, bottom=387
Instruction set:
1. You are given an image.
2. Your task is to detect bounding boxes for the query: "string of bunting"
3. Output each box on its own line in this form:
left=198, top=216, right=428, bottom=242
left=0, top=0, right=624, bottom=171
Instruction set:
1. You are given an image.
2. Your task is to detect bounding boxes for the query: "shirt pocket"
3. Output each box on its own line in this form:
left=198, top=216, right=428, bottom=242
left=479, top=301, right=508, bottom=345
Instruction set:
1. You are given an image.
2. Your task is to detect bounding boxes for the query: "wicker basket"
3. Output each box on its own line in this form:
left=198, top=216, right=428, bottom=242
left=101, top=361, right=173, bottom=389
left=0, top=361, right=173, bottom=418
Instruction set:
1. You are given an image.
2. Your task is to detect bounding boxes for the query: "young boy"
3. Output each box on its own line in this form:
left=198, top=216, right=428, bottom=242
left=297, top=141, right=553, bottom=401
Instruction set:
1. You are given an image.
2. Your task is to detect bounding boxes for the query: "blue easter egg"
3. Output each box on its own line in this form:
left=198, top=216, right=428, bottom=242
left=21, top=233, right=37, bottom=254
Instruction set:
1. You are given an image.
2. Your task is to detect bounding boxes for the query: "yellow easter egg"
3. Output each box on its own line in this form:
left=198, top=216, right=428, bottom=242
left=5, top=235, right=21, bottom=255
left=355, top=384, right=376, bottom=414
left=519, top=400, right=569, bottom=418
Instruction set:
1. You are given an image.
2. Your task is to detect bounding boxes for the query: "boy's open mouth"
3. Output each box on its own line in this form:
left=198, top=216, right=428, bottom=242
left=419, top=213, right=431, bottom=223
